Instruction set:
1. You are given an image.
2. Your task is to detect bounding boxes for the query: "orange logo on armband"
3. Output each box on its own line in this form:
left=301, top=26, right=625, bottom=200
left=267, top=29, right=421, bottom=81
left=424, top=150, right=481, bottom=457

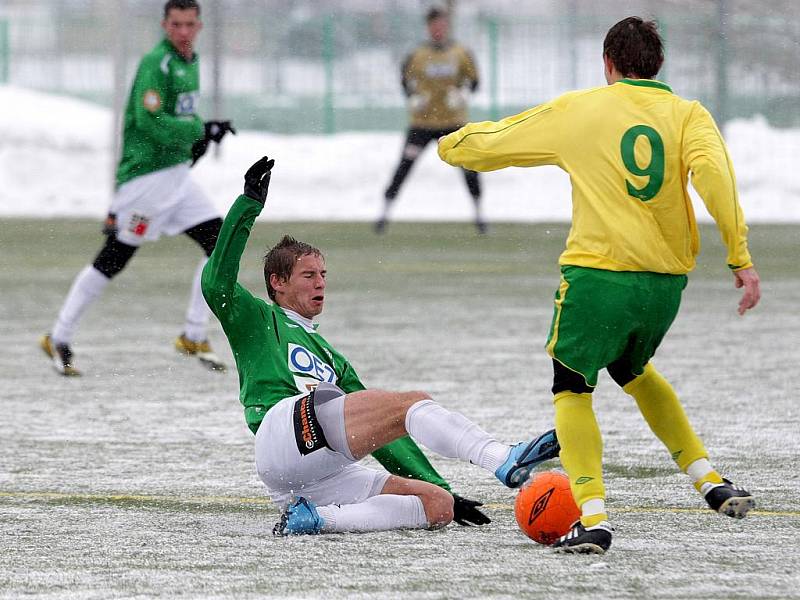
left=143, top=90, right=161, bottom=112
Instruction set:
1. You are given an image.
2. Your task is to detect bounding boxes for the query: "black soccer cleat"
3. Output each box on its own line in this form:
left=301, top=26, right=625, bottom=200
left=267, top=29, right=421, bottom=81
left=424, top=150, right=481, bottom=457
left=703, top=478, right=755, bottom=519
left=552, top=520, right=613, bottom=555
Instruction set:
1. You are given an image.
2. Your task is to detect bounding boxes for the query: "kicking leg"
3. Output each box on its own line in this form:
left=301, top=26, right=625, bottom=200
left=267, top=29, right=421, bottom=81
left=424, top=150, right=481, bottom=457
left=549, top=361, right=613, bottom=554
left=43, top=236, right=136, bottom=375
left=341, top=388, right=557, bottom=486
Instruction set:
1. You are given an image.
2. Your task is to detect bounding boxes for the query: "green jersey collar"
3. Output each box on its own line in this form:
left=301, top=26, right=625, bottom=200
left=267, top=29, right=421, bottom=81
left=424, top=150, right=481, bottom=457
left=618, top=78, right=672, bottom=93
left=162, top=38, right=197, bottom=63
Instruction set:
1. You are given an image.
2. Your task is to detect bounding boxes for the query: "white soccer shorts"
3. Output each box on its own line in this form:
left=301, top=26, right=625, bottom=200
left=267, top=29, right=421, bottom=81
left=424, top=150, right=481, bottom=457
left=110, top=163, right=220, bottom=247
left=254, top=392, right=390, bottom=508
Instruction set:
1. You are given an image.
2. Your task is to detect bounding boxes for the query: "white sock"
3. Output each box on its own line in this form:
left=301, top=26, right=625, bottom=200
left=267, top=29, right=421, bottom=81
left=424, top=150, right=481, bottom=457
left=581, top=498, right=606, bottom=521
left=686, top=458, right=715, bottom=483
left=51, top=265, right=110, bottom=345
left=184, top=258, right=211, bottom=342
left=405, top=399, right=510, bottom=473
left=316, top=494, right=428, bottom=532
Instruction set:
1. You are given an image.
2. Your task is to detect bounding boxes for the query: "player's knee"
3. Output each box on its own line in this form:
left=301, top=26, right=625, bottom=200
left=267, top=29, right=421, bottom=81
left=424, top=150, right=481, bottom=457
left=551, top=359, right=594, bottom=395
left=397, top=390, right=432, bottom=413
left=185, top=218, right=222, bottom=257
left=419, top=485, right=454, bottom=528
left=607, top=360, right=638, bottom=388
left=92, top=237, right=137, bottom=279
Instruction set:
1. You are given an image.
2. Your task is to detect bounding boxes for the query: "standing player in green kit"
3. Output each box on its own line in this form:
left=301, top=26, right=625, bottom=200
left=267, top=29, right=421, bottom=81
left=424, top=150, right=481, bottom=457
left=202, top=156, right=561, bottom=535
left=41, top=0, right=234, bottom=375
left=439, top=17, right=760, bottom=554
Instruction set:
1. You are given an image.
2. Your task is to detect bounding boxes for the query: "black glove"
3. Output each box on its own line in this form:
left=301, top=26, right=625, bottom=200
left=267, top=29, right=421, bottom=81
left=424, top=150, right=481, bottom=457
left=243, top=156, right=275, bottom=204
left=190, top=137, right=210, bottom=166
left=204, top=120, right=236, bottom=143
left=452, top=494, right=491, bottom=526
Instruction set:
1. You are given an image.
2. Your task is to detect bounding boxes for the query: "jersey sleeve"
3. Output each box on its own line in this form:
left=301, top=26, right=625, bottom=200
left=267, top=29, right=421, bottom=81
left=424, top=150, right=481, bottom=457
left=683, top=104, right=753, bottom=270
left=201, top=195, right=264, bottom=329
left=460, top=48, right=479, bottom=91
left=438, top=101, right=564, bottom=172
left=400, top=52, right=415, bottom=97
left=131, top=56, right=204, bottom=148
left=336, top=360, right=452, bottom=492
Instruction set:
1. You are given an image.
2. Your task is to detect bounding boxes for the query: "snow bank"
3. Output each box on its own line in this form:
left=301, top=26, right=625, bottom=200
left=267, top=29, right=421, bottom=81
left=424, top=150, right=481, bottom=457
left=1, top=85, right=798, bottom=222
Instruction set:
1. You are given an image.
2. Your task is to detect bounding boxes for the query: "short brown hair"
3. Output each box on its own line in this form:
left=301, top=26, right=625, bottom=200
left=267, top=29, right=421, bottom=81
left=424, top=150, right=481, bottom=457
left=603, top=17, right=663, bottom=79
left=164, top=0, right=200, bottom=19
left=263, top=236, right=323, bottom=301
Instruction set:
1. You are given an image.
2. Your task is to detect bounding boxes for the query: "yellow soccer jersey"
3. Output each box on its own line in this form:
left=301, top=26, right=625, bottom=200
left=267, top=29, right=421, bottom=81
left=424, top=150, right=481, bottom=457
left=438, top=79, right=752, bottom=274
left=403, top=42, right=478, bottom=129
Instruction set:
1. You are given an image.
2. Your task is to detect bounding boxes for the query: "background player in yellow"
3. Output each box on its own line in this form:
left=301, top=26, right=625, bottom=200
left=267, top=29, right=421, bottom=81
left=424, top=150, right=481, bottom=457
left=376, top=7, right=484, bottom=234
left=439, top=16, right=761, bottom=554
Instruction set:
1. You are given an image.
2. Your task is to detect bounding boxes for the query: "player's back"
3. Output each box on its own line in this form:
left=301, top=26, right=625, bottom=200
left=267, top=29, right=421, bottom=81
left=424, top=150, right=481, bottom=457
left=548, top=80, right=717, bottom=274
left=439, top=78, right=748, bottom=274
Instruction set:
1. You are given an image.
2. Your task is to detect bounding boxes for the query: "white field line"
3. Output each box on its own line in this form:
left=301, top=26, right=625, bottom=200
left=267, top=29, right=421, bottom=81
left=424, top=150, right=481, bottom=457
left=0, top=490, right=795, bottom=517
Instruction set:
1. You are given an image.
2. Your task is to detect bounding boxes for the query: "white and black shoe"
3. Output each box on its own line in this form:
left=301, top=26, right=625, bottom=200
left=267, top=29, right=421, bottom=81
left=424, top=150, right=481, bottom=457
left=702, top=478, right=754, bottom=519
left=40, top=334, right=80, bottom=377
left=552, top=520, right=613, bottom=555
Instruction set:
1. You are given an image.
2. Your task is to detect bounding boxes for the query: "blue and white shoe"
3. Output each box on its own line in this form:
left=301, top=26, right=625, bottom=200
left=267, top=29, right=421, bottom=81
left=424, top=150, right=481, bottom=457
left=495, top=428, right=560, bottom=488
left=272, top=497, right=325, bottom=536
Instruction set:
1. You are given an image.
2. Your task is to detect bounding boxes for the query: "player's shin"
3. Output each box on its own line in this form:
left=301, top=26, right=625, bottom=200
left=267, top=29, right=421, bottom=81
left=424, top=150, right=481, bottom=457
left=553, top=391, right=607, bottom=526
left=315, top=494, right=428, bottom=532
left=52, top=265, right=110, bottom=344
left=404, top=399, right=509, bottom=472
left=184, top=258, right=212, bottom=342
left=623, top=364, right=712, bottom=476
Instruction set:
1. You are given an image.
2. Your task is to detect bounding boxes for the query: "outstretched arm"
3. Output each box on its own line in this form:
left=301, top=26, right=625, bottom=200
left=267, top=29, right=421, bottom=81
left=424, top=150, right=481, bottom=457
left=201, top=157, right=275, bottom=323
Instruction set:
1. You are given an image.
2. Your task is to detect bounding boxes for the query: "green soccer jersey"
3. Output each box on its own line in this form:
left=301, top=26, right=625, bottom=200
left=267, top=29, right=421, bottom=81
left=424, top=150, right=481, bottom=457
left=116, top=39, right=205, bottom=187
left=202, top=194, right=451, bottom=490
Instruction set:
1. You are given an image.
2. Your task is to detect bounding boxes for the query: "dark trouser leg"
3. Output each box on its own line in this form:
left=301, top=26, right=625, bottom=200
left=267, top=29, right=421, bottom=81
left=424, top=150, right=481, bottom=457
left=462, top=169, right=485, bottom=233
left=377, top=129, right=430, bottom=233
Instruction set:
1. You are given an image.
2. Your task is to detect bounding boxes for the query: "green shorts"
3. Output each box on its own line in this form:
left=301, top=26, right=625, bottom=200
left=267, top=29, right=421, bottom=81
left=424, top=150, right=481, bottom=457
left=546, top=266, right=687, bottom=387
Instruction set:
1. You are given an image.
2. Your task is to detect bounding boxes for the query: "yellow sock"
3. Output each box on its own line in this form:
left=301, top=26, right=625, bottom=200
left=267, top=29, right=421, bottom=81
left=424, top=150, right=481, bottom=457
left=553, top=391, right=605, bottom=517
left=623, top=364, right=708, bottom=472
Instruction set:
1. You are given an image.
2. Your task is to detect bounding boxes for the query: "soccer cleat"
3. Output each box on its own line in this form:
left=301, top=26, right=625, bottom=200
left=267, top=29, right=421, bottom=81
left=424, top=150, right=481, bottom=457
left=374, top=218, right=387, bottom=234
left=174, top=334, right=226, bottom=372
left=495, top=428, right=560, bottom=488
left=40, top=334, right=80, bottom=377
left=552, top=520, right=614, bottom=554
left=702, top=478, right=755, bottom=519
left=475, top=219, right=488, bottom=234
left=273, top=497, right=325, bottom=536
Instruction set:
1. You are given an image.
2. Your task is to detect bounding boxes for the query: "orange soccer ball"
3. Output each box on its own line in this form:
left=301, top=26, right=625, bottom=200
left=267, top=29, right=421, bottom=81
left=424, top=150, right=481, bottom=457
left=514, top=470, right=580, bottom=545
